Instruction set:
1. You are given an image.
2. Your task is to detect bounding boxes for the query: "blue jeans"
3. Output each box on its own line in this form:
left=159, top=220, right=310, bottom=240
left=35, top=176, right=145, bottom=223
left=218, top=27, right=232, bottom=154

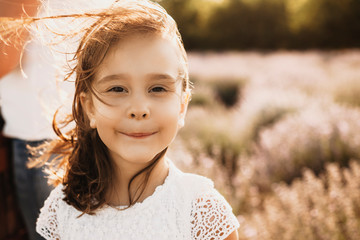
left=12, top=139, right=53, bottom=240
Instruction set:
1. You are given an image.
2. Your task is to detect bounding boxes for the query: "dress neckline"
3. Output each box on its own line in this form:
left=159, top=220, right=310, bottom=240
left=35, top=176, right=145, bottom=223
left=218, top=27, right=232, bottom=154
left=104, top=158, right=177, bottom=212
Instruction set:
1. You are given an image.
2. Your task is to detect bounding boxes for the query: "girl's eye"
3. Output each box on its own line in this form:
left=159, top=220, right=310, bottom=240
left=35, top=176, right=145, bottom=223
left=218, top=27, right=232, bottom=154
left=150, top=86, right=167, bottom=93
left=108, top=86, right=126, bottom=93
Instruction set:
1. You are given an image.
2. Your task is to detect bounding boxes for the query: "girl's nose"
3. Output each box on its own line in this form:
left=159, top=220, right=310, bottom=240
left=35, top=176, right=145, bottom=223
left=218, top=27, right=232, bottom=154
left=129, top=112, right=149, bottom=120
left=127, top=103, right=150, bottom=120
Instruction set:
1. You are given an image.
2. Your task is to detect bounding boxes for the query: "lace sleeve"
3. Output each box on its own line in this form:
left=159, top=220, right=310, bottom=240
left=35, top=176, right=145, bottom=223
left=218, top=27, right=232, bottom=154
left=36, top=185, right=63, bottom=240
left=190, top=189, right=240, bottom=240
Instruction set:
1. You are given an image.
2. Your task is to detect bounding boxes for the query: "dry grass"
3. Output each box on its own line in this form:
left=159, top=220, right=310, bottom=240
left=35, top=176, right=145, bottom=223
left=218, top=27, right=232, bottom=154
left=239, top=161, right=360, bottom=240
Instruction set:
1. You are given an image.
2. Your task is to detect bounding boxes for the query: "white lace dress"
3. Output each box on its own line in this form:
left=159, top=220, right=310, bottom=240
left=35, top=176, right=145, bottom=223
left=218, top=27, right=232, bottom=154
left=37, top=161, right=240, bottom=239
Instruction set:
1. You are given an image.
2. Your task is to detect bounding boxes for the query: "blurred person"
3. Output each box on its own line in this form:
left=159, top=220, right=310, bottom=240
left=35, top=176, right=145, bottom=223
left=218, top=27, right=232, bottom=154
left=3, top=0, right=240, bottom=239
left=0, top=1, right=72, bottom=239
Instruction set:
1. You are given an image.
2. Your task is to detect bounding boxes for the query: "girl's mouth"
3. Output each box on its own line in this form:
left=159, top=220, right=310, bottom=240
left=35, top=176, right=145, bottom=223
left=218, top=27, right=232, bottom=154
left=122, top=132, right=157, bottom=139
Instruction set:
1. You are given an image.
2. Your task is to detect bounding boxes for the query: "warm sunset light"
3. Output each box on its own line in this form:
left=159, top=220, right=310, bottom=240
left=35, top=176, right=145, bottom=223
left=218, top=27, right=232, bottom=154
left=1, top=0, right=359, bottom=239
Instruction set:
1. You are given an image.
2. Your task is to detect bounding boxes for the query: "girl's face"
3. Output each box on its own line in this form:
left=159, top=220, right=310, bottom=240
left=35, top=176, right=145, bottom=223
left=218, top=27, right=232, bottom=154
left=84, top=34, right=188, bottom=166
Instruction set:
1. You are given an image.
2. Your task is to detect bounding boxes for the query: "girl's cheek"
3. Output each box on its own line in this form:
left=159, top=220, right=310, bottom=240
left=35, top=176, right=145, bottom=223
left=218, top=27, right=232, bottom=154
left=92, top=99, right=123, bottom=119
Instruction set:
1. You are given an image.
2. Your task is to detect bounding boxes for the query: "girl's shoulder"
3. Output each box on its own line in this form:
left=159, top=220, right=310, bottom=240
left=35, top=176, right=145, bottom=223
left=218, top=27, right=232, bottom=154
left=43, top=183, right=66, bottom=208
left=170, top=162, right=240, bottom=239
left=173, top=167, right=214, bottom=192
left=170, top=161, right=224, bottom=201
left=40, top=183, right=65, bottom=209
left=36, top=184, right=66, bottom=239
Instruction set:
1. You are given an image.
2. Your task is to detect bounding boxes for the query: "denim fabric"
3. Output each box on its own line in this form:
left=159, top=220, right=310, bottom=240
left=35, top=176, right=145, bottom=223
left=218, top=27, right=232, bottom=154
left=12, top=139, right=53, bottom=240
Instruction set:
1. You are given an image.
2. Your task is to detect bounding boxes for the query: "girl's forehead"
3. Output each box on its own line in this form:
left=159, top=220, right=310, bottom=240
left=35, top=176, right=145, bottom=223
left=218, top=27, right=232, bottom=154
left=94, top=34, right=183, bottom=83
left=107, top=33, right=180, bottom=58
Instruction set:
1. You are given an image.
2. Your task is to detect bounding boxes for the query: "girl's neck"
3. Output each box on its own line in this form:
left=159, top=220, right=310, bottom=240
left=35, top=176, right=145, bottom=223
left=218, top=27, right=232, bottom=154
left=106, top=156, right=170, bottom=206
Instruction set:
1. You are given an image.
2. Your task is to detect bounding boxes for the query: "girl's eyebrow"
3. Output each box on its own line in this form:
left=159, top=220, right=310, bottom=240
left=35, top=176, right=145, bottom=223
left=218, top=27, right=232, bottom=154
left=98, top=73, right=177, bottom=84
left=97, top=74, right=130, bottom=84
left=146, top=73, right=177, bottom=82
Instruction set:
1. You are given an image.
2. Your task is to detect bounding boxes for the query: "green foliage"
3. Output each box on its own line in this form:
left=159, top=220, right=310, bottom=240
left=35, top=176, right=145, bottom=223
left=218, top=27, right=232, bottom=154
left=211, top=79, right=245, bottom=108
left=206, top=0, right=289, bottom=49
left=188, top=77, right=247, bottom=109
left=158, top=0, right=360, bottom=49
left=188, top=93, right=214, bottom=108
left=187, top=77, right=217, bottom=108
left=287, top=0, right=360, bottom=48
left=157, top=0, right=203, bottom=48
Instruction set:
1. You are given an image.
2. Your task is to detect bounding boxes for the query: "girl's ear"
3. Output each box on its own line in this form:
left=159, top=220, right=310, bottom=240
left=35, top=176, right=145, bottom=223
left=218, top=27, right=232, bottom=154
left=80, top=92, right=97, bottom=129
left=178, top=89, right=191, bottom=128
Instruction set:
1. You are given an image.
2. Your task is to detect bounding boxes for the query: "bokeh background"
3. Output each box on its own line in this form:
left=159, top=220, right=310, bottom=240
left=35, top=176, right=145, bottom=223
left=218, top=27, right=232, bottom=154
left=1, top=0, right=359, bottom=239
left=158, top=0, right=360, bottom=239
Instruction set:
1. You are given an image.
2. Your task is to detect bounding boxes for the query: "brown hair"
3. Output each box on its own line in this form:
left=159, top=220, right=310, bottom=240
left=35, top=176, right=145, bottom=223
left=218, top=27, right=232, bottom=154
left=1, top=0, right=190, bottom=215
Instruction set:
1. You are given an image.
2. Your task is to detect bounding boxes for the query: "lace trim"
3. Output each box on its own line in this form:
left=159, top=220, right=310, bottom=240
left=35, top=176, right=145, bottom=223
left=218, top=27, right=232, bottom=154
left=190, top=190, right=239, bottom=240
left=36, top=186, right=62, bottom=240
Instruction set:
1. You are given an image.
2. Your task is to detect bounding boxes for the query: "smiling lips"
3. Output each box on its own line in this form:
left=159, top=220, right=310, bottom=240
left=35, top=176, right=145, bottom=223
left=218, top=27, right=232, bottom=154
left=122, top=132, right=157, bottom=139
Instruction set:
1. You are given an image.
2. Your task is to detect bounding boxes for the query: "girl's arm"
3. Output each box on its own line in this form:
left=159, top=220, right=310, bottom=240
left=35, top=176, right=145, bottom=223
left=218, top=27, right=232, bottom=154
left=225, top=230, right=239, bottom=240
left=0, top=0, right=39, bottom=78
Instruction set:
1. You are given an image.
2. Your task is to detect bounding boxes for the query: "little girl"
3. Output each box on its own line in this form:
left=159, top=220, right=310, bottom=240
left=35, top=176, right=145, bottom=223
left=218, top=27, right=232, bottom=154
left=5, top=0, right=240, bottom=239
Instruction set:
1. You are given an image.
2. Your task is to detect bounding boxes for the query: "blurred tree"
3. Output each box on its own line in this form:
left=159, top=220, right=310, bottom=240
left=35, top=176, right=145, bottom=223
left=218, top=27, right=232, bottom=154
left=157, top=0, right=203, bottom=48
left=190, top=0, right=290, bottom=50
left=287, top=0, right=360, bottom=48
left=157, top=0, right=360, bottom=50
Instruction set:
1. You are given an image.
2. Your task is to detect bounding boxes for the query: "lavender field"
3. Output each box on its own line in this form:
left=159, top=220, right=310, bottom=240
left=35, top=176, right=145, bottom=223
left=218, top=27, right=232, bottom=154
left=169, top=50, right=360, bottom=240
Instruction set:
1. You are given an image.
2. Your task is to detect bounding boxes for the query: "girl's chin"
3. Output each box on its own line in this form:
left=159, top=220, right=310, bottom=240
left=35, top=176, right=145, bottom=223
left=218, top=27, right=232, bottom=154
left=110, top=151, right=163, bottom=165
